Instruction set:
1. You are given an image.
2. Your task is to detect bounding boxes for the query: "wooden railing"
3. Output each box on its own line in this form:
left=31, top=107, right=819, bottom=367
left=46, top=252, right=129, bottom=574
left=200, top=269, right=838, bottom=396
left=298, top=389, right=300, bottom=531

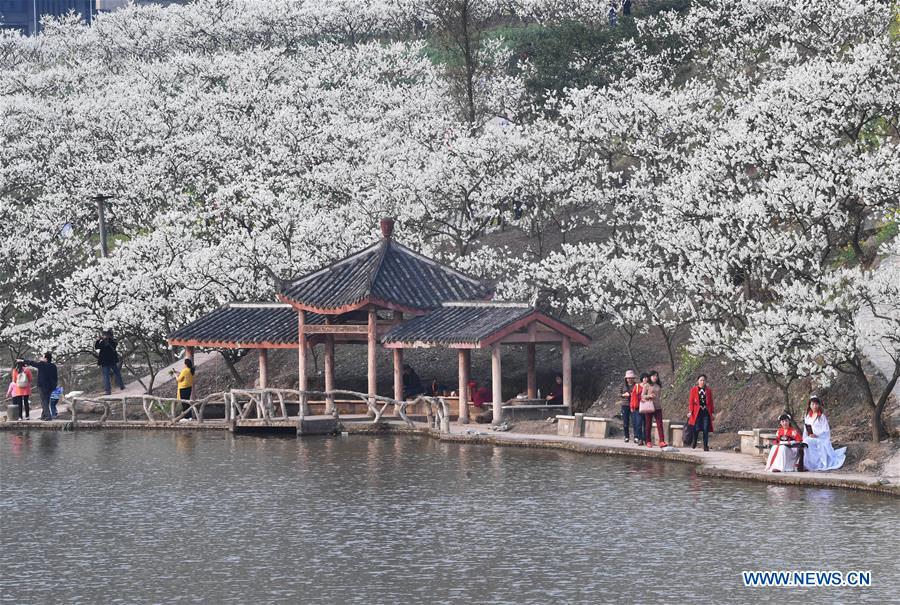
left=68, top=392, right=229, bottom=425
left=65, top=389, right=452, bottom=433
left=226, top=388, right=451, bottom=432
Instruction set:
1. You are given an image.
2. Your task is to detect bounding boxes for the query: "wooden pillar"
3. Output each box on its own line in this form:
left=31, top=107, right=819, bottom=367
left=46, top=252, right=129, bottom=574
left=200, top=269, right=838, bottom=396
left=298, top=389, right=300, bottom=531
left=491, top=344, right=503, bottom=425
left=258, top=348, right=268, bottom=389
left=324, top=335, right=335, bottom=413
left=458, top=349, right=470, bottom=424
left=184, top=346, right=194, bottom=361
left=393, top=348, right=403, bottom=401
left=562, top=336, right=572, bottom=412
left=526, top=343, right=536, bottom=399
left=298, top=310, right=307, bottom=392
left=367, top=307, right=377, bottom=407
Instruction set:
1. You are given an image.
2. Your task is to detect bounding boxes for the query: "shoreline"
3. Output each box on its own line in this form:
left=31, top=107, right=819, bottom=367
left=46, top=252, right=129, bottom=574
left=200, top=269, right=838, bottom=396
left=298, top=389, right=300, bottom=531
left=3, top=417, right=898, bottom=497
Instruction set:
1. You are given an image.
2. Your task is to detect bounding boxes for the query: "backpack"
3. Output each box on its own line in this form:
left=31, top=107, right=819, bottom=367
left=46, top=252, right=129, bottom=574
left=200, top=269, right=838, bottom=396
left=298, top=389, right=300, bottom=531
left=16, top=370, right=28, bottom=389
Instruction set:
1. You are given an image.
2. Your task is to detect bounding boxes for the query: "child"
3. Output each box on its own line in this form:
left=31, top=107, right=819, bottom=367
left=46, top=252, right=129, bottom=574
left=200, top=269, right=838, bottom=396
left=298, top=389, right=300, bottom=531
left=50, top=386, right=64, bottom=419
left=765, top=413, right=806, bottom=472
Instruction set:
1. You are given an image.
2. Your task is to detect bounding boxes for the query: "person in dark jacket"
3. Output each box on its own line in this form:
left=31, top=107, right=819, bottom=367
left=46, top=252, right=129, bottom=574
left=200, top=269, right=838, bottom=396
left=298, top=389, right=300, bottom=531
left=402, top=364, right=424, bottom=398
left=23, top=352, right=58, bottom=421
left=545, top=374, right=564, bottom=405
left=95, top=329, right=125, bottom=395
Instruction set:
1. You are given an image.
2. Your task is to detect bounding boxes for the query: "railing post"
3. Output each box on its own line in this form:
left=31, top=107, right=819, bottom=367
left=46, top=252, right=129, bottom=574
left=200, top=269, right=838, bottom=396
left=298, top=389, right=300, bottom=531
left=122, top=397, right=128, bottom=422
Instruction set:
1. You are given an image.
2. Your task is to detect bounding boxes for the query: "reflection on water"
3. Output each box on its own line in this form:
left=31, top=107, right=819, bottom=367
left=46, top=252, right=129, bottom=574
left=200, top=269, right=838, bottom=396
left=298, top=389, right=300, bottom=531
left=0, top=430, right=897, bottom=604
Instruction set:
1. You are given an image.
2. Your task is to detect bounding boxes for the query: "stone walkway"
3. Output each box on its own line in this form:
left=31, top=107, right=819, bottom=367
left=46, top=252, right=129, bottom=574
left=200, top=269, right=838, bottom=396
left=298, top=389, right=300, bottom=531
left=116, top=351, right=218, bottom=396
left=437, top=423, right=900, bottom=496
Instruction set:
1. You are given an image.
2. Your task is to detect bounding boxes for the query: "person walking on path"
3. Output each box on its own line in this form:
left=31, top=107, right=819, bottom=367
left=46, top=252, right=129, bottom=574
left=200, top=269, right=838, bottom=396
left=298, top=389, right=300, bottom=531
left=688, top=374, right=715, bottom=451
left=641, top=370, right=667, bottom=447
left=11, top=360, right=33, bottom=420
left=631, top=373, right=648, bottom=445
left=95, top=329, right=125, bottom=395
left=177, top=358, right=196, bottom=419
left=620, top=369, right=638, bottom=442
left=23, top=352, right=58, bottom=421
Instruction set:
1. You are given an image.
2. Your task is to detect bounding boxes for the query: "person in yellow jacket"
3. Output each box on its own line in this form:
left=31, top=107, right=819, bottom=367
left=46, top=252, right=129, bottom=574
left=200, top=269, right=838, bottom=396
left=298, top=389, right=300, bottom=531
left=177, top=358, right=195, bottom=419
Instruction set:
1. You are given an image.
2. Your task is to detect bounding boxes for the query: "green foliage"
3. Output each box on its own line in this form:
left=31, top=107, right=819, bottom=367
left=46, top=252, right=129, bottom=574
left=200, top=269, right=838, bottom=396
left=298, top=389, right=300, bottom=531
left=499, top=1, right=691, bottom=108
left=420, top=0, right=692, bottom=109
left=673, top=347, right=705, bottom=389
left=874, top=212, right=899, bottom=248
left=500, top=21, right=632, bottom=105
left=892, top=3, right=900, bottom=38
left=832, top=213, right=899, bottom=268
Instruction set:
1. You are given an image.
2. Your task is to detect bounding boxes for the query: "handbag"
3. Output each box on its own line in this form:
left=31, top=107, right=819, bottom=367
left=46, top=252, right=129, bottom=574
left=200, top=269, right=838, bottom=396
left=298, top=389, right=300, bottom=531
left=638, top=399, right=655, bottom=414
left=683, top=421, right=694, bottom=446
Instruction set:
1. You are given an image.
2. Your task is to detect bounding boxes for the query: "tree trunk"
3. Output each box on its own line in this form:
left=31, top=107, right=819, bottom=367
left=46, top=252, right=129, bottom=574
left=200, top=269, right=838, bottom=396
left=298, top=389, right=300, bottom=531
left=617, top=327, right=638, bottom=369
left=658, top=325, right=677, bottom=373
left=459, top=0, right=477, bottom=125
left=220, top=351, right=244, bottom=385
left=852, top=356, right=899, bottom=442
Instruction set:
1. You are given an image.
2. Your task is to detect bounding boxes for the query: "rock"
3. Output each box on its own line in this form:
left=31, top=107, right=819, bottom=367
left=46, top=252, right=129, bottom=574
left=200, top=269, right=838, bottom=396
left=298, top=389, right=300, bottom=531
left=858, top=458, right=879, bottom=472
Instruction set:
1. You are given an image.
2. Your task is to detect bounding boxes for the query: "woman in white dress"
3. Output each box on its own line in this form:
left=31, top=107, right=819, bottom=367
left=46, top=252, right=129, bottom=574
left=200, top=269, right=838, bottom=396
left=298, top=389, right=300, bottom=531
left=802, top=396, right=846, bottom=471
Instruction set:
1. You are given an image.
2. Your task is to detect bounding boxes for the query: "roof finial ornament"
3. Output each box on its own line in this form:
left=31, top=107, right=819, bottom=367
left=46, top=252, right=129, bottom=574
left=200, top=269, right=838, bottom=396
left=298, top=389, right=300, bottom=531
left=380, top=217, right=395, bottom=239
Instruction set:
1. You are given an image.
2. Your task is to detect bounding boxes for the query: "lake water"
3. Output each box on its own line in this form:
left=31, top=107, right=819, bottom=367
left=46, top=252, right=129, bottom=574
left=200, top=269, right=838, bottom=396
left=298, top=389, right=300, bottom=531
left=0, top=430, right=897, bottom=604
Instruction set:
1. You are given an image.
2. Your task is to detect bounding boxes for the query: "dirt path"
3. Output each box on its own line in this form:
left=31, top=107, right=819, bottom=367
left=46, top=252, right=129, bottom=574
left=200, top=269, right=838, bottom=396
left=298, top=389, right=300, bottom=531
left=114, top=351, right=219, bottom=397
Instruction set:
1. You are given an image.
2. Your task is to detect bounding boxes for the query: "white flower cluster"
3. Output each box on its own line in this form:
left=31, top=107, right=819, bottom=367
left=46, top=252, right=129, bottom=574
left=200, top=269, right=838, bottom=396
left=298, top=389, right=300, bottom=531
left=0, top=0, right=896, bottom=436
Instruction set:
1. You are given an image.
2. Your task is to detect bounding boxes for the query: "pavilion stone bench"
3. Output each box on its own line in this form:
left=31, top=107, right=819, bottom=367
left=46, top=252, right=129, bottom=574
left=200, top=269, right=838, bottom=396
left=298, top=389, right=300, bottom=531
left=503, top=404, right=569, bottom=422
left=757, top=431, right=778, bottom=457
left=670, top=423, right=685, bottom=446
left=738, top=428, right=780, bottom=456
left=557, top=414, right=584, bottom=437
left=739, top=430, right=755, bottom=455
left=583, top=416, right=611, bottom=439
left=648, top=419, right=672, bottom=445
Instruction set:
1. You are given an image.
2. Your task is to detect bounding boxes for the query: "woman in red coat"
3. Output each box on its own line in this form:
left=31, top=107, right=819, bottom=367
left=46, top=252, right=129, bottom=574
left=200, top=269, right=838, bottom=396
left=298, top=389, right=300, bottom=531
left=687, top=374, right=714, bottom=451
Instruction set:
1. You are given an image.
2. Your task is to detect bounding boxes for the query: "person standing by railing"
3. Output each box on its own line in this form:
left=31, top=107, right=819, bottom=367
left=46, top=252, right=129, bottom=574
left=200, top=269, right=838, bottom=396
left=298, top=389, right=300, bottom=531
left=23, top=352, right=58, bottom=421
left=95, top=329, right=125, bottom=395
left=177, top=358, right=196, bottom=420
left=11, top=359, right=33, bottom=420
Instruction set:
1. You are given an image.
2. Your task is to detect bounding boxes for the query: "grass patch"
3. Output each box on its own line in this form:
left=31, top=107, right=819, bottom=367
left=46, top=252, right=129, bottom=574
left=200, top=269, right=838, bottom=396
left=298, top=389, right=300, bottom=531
left=673, top=347, right=705, bottom=389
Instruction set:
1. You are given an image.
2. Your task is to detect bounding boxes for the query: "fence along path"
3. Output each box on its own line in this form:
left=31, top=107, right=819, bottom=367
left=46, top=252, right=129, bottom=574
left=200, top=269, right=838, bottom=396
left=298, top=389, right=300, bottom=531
left=65, top=388, right=452, bottom=433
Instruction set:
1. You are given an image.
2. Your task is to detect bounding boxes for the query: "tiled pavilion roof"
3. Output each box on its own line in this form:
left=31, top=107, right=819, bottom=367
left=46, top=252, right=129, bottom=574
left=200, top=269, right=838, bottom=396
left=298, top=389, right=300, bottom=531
left=167, top=303, right=323, bottom=348
left=278, top=236, right=491, bottom=314
left=381, top=302, right=591, bottom=348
